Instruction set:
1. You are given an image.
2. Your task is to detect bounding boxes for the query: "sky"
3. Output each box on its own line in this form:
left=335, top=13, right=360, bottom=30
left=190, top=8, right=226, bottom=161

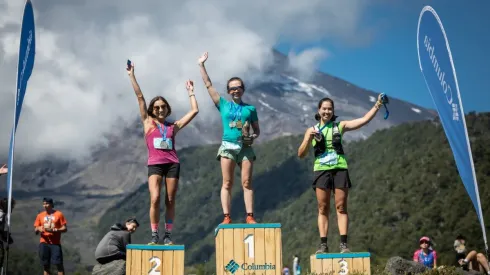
left=276, top=0, right=490, bottom=113
left=0, top=0, right=488, bottom=163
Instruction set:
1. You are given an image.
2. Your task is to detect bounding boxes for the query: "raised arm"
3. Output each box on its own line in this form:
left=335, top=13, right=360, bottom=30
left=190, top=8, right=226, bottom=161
left=174, top=80, right=199, bottom=134
left=127, top=62, right=149, bottom=122
left=297, top=127, right=318, bottom=158
left=340, top=93, right=384, bottom=133
left=197, top=52, right=220, bottom=105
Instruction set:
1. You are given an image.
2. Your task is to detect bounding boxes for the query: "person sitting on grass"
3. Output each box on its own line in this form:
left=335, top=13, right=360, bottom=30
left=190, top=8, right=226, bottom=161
left=413, top=236, right=437, bottom=269
left=454, top=234, right=490, bottom=275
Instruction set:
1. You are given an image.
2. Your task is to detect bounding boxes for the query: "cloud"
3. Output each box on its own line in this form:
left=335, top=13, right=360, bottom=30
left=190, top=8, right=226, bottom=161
left=0, top=0, right=378, bottom=163
left=287, top=48, right=329, bottom=81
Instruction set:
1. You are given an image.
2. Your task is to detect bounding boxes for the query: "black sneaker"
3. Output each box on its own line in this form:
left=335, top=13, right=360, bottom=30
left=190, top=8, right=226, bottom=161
left=162, top=233, right=173, bottom=245
left=316, top=242, right=328, bottom=254
left=148, top=231, right=159, bottom=245
left=459, top=260, right=469, bottom=271
left=340, top=242, right=351, bottom=253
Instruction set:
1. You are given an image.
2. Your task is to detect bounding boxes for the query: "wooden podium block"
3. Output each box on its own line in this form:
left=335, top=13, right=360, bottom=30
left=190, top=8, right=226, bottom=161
left=310, top=252, right=371, bottom=275
left=215, top=223, right=282, bottom=275
left=126, top=244, right=185, bottom=275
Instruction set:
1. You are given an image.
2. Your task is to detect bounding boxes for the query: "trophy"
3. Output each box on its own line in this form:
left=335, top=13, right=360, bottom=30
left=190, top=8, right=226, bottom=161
left=241, top=120, right=253, bottom=146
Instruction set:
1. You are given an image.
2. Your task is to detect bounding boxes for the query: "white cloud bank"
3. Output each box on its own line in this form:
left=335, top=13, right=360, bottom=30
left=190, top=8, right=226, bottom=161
left=0, top=0, right=378, bottom=163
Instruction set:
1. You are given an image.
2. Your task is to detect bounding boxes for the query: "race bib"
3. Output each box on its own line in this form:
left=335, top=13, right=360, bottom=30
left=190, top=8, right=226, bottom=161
left=153, top=137, right=173, bottom=150
left=222, top=140, right=242, bottom=153
left=319, top=151, right=338, bottom=165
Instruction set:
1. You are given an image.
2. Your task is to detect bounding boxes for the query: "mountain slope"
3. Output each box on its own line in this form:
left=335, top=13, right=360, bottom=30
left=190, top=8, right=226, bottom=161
left=98, top=112, right=490, bottom=273
left=4, top=49, right=438, bottom=266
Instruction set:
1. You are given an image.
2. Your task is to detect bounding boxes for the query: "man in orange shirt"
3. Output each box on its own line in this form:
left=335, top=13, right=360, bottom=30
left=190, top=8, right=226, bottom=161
left=33, top=198, right=67, bottom=275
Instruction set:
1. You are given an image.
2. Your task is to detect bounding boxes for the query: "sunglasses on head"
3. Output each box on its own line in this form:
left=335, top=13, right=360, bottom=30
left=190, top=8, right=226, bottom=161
left=228, top=86, right=243, bottom=92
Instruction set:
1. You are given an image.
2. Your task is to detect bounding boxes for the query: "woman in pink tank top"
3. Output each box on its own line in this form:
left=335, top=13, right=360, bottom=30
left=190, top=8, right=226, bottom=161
left=127, top=61, right=199, bottom=245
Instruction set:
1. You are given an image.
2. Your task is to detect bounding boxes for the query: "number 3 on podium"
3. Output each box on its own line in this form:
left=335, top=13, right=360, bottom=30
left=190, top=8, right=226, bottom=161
left=244, top=234, right=254, bottom=258
left=149, top=256, right=161, bottom=275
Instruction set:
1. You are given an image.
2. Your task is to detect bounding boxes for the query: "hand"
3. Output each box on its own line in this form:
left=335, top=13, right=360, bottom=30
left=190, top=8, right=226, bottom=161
left=243, top=134, right=258, bottom=146
left=0, top=164, right=7, bottom=175
left=306, top=127, right=320, bottom=140
left=198, top=52, right=208, bottom=65
left=127, top=61, right=135, bottom=77
left=186, top=80, right=194, bottom=92
left=375, top=93, right=385, bottom=109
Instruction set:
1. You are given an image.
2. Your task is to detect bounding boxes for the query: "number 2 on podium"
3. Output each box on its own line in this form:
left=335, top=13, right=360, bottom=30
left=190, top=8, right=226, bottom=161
left=149, top=256, right=161, bottom=275
left=244, top=234, right=254, bottom=258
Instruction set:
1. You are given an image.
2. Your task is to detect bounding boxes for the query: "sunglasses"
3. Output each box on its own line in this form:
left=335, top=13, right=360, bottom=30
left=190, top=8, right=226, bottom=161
left=228, top=86, right=243, bottom=92
left=420, top=240, right=430, bottom=244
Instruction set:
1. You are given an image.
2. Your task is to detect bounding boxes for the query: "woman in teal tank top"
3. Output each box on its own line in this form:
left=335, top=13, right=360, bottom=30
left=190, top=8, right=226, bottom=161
left=297, top=94, right=385, bottom=254
left=197, top=52, right=260, bottom=225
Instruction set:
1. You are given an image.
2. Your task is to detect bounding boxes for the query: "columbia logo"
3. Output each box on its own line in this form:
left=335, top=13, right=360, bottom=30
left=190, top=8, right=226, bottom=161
left=225, top=260, right=240, bottom=274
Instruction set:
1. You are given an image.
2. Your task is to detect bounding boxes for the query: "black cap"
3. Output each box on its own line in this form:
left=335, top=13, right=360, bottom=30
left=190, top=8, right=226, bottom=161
left=43, top=197, right=54, bottom=206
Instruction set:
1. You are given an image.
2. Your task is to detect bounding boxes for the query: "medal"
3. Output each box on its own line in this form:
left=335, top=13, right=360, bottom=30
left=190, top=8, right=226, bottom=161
left=229, top=121, right=236, bottom=128
left=236, top=120, right=242, bottom=128
left=160, top=140, right=168, bottom=149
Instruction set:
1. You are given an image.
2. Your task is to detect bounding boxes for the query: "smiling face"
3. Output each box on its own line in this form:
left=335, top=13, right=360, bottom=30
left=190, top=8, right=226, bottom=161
left=318, top=100, right=334, bottom=122
left=148, top=96, right=172, bottom=121
left=227, top=78, right=245, bottom=100
left=153, top=100, right=168, bottom=119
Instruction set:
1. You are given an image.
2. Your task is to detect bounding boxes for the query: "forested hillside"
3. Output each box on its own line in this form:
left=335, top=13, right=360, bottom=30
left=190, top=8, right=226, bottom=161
left=96, top=112, right=490, bottom=274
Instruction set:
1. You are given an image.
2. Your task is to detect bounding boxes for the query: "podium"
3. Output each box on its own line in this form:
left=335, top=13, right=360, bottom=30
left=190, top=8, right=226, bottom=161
left=310, top=252, right=371, bottom=275
left=126, top=244, right=185, bottom=275
left=215, top=223, right=282, bottom=275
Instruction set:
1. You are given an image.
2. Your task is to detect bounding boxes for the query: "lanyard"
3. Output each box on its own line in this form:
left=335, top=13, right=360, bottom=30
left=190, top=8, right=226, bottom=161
left=317, top=122, right=331, bottom=134
left=229, top=102, right=242, bottom=121
left=156, top=123, right=168, bottom=140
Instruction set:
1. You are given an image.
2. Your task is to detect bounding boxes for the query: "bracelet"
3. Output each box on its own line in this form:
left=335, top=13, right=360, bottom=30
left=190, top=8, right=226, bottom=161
left=189, top=93, right=195, bottom=97
left=374, top=101, right=382, bottom=110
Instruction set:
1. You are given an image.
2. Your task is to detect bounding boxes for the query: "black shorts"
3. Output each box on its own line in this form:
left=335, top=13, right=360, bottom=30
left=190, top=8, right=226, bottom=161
left=312, top=169, right=352, bottom=190
left=39, top=243, right=63, bottom=266
left=148, top=163, right=180, bottom=179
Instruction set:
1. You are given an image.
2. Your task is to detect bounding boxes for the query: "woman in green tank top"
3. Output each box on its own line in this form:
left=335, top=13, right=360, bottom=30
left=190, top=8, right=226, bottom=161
left=297, top=94, right=385, bottom=254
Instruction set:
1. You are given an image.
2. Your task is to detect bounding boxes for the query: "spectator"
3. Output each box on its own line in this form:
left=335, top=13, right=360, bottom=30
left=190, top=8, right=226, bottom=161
left=92, top=218, right=140, bottom=275
left=413, top=236, right=437, bottom=268
left=0, top=198, right=15, bottom=270
left=454, top=235, right=490, bottom=274
left=34, top=197, right=67, bottom=275
left=293, top=255, right=301, bottom=275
